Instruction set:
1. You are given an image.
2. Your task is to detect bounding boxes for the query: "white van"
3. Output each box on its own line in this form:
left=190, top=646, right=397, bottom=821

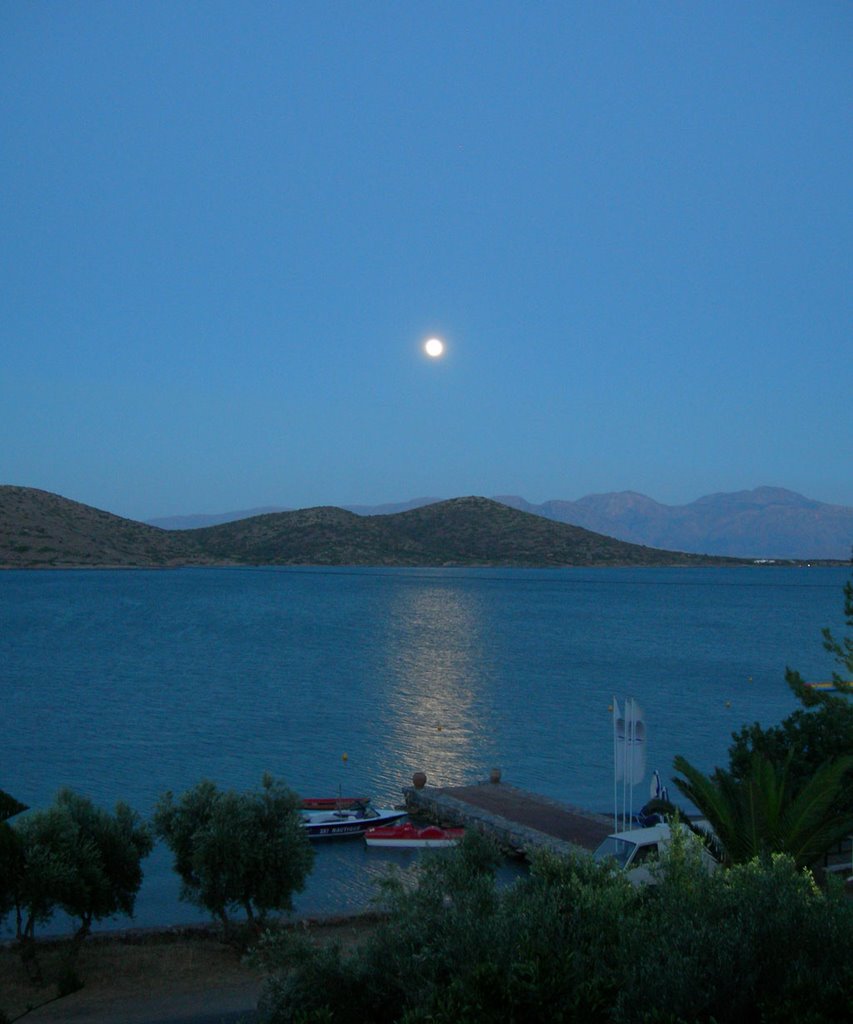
left=592, top=822, right=718, bottom=885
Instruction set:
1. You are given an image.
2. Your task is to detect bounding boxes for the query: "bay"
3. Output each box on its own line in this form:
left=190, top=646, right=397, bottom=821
left=1, top=565, right=848, bottom=934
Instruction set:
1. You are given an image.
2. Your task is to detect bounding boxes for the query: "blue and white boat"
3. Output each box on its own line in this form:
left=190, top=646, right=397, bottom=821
left=302, top=802, right=406, bottom=840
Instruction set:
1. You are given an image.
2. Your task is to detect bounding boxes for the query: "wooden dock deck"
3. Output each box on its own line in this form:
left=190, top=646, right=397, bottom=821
left=403, top=781, right=613, bottom=859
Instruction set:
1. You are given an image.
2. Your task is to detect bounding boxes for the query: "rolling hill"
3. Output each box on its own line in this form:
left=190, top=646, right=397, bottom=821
left=0, top=486, right=214, bottom=568
left=147, top=487, right=853, bottom=560
left=0, top=487, right=744, bottom=569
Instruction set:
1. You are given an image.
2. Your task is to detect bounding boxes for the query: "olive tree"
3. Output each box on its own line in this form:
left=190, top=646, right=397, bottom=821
left=154, top=773, right=314, bottom=934
left=2, top=789, right=152, bottom=979
left=51, top=789, right=153, bottom=942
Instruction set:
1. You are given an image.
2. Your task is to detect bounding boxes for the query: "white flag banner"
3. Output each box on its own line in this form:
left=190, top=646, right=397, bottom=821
left=626, top=699, right=646, bottom=784
left=613, top=698, right=626, bottom=782
left=614, top=696, right=648, bottom=830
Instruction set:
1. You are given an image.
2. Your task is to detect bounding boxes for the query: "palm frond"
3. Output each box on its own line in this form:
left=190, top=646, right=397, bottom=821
left=779, top=756, right=853, bottom=866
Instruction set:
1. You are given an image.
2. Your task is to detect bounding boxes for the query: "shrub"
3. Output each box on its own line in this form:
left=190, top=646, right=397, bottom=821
left=253, top=828, right=853, bottom=1024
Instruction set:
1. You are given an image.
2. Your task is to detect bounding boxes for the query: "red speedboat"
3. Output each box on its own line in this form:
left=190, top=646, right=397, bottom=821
left=364, top=822, right=465, bottom=848
left=300, top=796, right=371, bottom=811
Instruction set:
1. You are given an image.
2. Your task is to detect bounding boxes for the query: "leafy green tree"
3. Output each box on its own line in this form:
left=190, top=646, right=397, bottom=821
left=6, top=804, right=73, bottom=945
left=671, top=751, right=853, bottom=868
left=10, top=790, right=152, bottom=941
left=52, top=789, right=154, bottom=943
left=154, top=773, right=313, bottom=934
left=2, top=789, right=152, bottom=981
left=784, top=563, right=852, bottom=710
left=822, top=565, right=853, bottom=680
left=617, top=832, right=853, bottom=1024
left=726, top=567, right=853, bottom=800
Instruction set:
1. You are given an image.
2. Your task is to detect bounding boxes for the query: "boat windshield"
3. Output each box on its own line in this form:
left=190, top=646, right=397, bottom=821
left=593, top=836, right=638, bottom=869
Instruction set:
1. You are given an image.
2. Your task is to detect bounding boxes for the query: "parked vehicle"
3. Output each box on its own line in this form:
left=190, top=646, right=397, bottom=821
left=592, top=822, right=718, bottom=885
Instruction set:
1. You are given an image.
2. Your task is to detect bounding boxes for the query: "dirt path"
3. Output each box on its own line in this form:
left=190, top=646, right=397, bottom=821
left=1, top=917, right=378, bottom=1024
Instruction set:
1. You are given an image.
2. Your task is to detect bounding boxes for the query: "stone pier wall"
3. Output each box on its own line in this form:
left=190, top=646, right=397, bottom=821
left=402, top=782, right=596, bottom=860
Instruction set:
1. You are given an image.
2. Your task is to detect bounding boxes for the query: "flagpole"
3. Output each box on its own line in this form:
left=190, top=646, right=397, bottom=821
left=612, top=695, right=618, bottom=832
left=626, top=697, right=632, bottom=830
left=631, top=697, right=637, bottom=829
left=623, top=700, right=628, bottom=831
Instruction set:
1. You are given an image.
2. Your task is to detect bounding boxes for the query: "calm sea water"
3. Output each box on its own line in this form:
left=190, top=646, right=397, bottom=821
left=1, top=565, right=848, bottom=934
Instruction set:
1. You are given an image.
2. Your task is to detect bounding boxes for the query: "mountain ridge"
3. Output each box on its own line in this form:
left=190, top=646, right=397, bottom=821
left=147, top=487, right=853, bottom=560
left=0, top=487, right=748, bottom=569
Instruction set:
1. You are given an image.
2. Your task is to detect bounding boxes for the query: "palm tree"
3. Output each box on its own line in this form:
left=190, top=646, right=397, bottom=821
left=671, top=752, right=853, bottom=870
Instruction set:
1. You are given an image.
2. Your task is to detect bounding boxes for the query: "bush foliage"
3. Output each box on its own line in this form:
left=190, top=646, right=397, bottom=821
left=725, top=568, right=853, bottom=803
left=253, top=830, right=853, bottom=1024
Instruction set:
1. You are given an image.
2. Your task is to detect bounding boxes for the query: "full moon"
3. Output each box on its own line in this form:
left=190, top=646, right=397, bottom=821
left=424, top=337, right=445, bottom=358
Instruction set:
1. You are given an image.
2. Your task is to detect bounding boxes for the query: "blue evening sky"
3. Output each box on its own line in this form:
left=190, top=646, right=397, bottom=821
left=2, top=2, right=851, bottom=520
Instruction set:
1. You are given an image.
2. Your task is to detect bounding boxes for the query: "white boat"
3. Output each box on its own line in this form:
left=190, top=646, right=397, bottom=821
left=302, top=803, right=406, bottom=840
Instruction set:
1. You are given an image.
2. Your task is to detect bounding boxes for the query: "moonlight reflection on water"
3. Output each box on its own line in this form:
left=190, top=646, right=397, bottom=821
left=377, top=583, right=495, bottom=792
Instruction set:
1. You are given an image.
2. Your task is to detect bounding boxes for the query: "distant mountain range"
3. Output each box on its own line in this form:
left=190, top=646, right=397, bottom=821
left=147, top=487, right=853, bottom=560
left=1, top=487, right=748, bottom=569
left=497, top=487, right=853, bottom=561
left=145, top=498, right=442, bottom=530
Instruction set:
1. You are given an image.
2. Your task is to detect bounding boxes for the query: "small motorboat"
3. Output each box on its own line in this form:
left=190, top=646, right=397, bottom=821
left=364, top=822, right=465, bottom=849
left=300, top=796, right=371, bottom=811
left=302, top=803, right=406, bottom=840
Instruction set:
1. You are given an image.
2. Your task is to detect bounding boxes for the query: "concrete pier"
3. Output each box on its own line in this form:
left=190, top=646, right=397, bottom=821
left=403, top=780, right=613, bottom=859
